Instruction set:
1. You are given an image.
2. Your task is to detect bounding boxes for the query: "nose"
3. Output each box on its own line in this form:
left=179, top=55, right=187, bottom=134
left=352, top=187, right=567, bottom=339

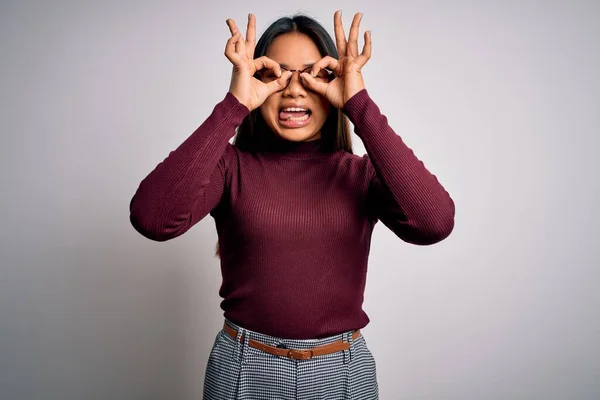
left=282, top=70, right=307, bottom=97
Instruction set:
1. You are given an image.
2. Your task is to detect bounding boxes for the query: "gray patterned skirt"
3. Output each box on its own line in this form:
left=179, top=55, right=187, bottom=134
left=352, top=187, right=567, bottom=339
left=203, top=319, right=379, bottom=399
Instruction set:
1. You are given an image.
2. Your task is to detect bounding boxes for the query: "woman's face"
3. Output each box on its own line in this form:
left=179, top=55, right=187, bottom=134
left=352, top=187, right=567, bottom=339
left=259, top=32, right=331, bottom=142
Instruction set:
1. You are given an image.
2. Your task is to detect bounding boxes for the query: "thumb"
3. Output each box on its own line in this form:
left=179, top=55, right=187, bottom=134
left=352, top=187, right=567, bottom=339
left=299, top=72, right=328, bottom=95
left=265, top=70, right=293, bottom=95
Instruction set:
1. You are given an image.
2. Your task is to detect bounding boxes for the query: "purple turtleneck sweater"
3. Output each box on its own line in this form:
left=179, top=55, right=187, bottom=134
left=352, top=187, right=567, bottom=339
left=129, top=89, right=455, bottom=339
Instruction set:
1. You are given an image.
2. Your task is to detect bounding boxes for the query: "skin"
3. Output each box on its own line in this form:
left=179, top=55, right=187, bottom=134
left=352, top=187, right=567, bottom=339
left=225, top=11, right=372, bottom=142
left=259, top=32, right=331, bottom=142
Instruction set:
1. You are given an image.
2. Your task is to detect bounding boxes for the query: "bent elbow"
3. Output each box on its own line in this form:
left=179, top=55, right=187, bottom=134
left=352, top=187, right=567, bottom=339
left=129, top=200, right=186, bottom=242
left=419, top=216, right=455, bottom=245
left=395, top=213, right=455, bottom=246
left=129, top=212, right=173, bottom=242
left=418, top=199, right=456, bottom=245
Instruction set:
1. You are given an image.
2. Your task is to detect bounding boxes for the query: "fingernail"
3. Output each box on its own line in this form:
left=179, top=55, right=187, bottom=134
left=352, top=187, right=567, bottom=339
left=248, top=13, right=251, bottom=20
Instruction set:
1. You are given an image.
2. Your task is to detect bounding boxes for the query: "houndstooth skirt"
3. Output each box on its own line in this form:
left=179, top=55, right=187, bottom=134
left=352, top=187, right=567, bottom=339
left=202, top=319, right=379, bottom=399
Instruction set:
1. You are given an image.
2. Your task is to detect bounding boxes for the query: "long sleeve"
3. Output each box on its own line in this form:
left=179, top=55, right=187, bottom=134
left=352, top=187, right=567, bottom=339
left=343, top=89, right=455, bottom=245
left=129, top=92, right=249, bottom=241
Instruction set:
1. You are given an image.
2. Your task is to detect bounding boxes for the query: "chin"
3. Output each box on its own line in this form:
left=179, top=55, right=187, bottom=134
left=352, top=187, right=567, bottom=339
left=276, top=128, right=320, bottom=142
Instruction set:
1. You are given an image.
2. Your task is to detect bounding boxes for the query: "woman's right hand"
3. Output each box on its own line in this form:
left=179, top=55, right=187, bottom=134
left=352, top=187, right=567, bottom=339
left=225, top=14, right=292, bottom=111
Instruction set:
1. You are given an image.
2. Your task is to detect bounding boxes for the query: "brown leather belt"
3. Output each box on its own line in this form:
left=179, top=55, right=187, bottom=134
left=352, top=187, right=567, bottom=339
left=223, top=322, right=361, bottom=360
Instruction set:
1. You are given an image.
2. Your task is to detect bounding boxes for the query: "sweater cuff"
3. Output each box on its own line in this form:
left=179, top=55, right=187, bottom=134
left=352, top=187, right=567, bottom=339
left=342, top=88, right=371, bottom=123
left=224, top=92, right=251, bottom=122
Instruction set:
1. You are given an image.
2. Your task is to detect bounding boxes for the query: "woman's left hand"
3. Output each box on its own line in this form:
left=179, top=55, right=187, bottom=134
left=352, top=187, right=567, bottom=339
left=300, top=11, right=371, bottom=109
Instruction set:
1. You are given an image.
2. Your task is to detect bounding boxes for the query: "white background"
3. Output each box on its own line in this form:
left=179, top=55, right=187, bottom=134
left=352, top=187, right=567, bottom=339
left=1, top=0, right=599, bottom=399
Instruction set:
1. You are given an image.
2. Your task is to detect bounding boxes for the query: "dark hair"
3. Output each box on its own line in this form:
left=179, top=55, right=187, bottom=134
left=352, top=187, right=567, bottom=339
left=216, top=14, right=353, bottom=258
left=233, top=13, right=353, bottom=153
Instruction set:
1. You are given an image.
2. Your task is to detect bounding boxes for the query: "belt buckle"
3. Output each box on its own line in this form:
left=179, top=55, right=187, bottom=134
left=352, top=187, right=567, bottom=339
left=286, top=349, right=313, bottom=360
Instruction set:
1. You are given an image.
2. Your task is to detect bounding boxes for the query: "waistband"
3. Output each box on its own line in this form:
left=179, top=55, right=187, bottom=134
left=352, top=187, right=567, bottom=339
left=223, top=318, right=360, bottom=349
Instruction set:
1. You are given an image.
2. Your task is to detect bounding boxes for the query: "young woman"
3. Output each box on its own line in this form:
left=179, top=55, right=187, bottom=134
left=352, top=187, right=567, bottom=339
left=129, top=10, right=455, bottom=400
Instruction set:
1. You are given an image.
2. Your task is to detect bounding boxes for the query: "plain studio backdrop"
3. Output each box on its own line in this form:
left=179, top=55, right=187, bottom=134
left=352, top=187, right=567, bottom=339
left=1, top=1, right=599, bottom=399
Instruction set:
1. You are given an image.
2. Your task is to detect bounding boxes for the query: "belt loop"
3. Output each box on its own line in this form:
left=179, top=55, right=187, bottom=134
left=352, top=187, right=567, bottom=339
left=342, top=331, right=350, bottom=364
left=233, top=326, right=245, bottom=362
left=348, top=330, right=354, bottom=362
left=241, top=328, right=250, bottom=364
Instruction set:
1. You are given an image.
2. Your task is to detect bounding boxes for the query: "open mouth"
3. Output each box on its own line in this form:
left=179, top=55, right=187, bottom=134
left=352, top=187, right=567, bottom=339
left=279, top=107, right=312, bottom=122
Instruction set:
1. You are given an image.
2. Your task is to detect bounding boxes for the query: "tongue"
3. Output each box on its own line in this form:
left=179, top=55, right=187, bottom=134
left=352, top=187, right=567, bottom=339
left=279, top=110, right=308, bottom=120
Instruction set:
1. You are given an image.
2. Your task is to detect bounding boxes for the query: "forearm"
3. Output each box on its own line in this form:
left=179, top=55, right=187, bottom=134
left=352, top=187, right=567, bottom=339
left=343, top=89, right=455, bottom=242
left=129, top=92, right=249, bottom=241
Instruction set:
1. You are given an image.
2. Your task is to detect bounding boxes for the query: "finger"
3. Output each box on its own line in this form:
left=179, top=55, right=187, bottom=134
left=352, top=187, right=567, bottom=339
left=299, top=72, right=329, bottom=95
left=354, top=30, right=372, bottom=68
left=226, top=19, right=246, bottom=54
left=254, top=56, right=282, bottom=76
left=224, top=31, right=243, bottom=65
left=226, top=18, right=239, bottom=35
left=310, top=56, right=340, bottom=78
left=347, top=13, right=362, bottom=58
left=265, top=70, right=293, bottom=94
left=246, top=13, right=256, bottom=56
left=334, top=10, right=347, bottom=57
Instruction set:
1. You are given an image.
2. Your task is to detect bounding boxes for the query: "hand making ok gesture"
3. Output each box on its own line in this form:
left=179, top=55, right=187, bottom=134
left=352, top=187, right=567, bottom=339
left=225, top=14, right=293, bottom=111
left=300, top=11, right=372, bottom=109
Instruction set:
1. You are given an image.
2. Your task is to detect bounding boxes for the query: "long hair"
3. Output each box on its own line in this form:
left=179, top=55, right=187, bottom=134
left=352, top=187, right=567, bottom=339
left=215, top=13, right=353, bottom=257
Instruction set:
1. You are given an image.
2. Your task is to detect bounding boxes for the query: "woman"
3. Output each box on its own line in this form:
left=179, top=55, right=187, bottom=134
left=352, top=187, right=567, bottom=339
left=129, top=10, right=455, bottom=400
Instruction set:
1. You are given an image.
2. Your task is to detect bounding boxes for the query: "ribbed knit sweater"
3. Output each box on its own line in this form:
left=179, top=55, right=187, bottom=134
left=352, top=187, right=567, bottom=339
left=129, top=89, right=455, bottom=339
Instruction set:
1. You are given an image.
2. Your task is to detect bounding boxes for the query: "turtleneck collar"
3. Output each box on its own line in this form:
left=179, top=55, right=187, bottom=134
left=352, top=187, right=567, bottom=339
left=274, top=137, right=322, bottom=152
left=260, top=133, right=335, bottom=159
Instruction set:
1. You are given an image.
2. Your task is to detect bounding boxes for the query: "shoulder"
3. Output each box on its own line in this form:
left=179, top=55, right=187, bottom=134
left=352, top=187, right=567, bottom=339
left=334, top=151, right=376, bottom=182
left=221, top=143, right=271, bottom=170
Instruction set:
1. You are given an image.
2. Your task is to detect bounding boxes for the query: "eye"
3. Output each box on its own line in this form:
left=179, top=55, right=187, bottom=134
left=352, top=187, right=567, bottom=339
left=313, top=68, right=332, bottom=81
left=261, top=70, right=278, bottom=80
